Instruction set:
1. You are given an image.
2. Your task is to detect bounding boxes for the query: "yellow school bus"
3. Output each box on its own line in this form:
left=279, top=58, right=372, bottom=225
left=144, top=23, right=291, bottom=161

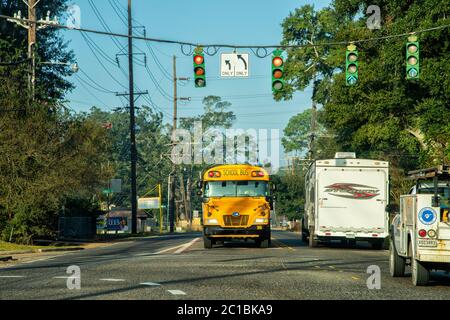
left=198, top=164, right=273, bottom=248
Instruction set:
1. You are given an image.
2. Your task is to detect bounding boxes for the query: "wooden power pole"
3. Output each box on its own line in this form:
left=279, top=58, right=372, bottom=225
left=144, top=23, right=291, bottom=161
left=28, top=0, right=37, bottom=102
left=128, top=0, right=138, bottom=234
left=169, top=55, right=178, bottom=233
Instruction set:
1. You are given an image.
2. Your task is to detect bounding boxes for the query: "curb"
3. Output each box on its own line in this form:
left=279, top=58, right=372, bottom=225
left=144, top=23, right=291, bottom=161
left=0, top=247, right=84, bottom=255
left=36, top=247, right=84, bottom=253
left=0, top=250, right=35, bottom=255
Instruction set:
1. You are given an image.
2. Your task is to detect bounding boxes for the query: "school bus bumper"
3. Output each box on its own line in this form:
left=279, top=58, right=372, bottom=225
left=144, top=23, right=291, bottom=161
left=204, top=225, right=270, bottom=238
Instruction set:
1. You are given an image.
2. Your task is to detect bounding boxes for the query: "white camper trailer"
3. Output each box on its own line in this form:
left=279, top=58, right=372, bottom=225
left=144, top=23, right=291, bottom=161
left=302, top=153, right=389, bottom=249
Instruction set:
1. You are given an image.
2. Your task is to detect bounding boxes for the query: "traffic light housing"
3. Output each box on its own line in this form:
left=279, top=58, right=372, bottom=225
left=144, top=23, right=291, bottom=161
left=272, top=49, right=285, bottom=93
left=346, top=44, right=358, bottom=86
left=193, top=48, right=206, bottom=88
left=406, top=35, right=419, bottom=80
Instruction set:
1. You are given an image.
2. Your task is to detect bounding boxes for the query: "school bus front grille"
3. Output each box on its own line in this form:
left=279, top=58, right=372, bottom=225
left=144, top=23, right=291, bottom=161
left=223, top=215, right=249, bottom=227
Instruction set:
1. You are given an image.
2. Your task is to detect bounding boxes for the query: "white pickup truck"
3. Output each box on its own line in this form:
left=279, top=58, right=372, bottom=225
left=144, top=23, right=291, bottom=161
left=389, top=165, right=450, bottom=286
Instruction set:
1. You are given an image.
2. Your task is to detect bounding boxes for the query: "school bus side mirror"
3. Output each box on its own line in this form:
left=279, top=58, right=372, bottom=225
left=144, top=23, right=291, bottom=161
left=271, top=184, right=277, bottom=192
left=196, top=181, right=203, bottom=189
left=197, top=190, right=203, bottom=196
left=266, top=196, right=274, bottom=210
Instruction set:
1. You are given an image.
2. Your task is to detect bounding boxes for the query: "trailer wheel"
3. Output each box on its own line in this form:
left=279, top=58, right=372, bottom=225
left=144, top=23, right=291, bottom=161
left=301, top=232, right=308, bottom=243
left=389, top=239, right=405, bottom=277
left=308, top=227, right=317, bottom=248
left=410, top=242, right=429, bottom=286
left=203, top=236, right=213, bottom=249
left=301, top=219, right=308, bottom=242
left=371, top=241, right=383, bottom=250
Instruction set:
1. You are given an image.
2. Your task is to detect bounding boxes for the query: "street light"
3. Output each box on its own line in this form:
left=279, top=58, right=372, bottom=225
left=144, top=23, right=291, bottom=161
left=40, top=61, right=79, bottom=73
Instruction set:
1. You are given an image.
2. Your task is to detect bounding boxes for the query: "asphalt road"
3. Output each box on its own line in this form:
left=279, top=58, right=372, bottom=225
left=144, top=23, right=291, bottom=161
left=1, top=230, right=449, bottom=300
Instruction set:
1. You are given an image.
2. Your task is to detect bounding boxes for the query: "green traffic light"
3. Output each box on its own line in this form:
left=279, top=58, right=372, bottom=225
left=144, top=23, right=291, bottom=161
left=406, top=36, right=419, bottom=80
left=345, top=44, right=358, bottom=86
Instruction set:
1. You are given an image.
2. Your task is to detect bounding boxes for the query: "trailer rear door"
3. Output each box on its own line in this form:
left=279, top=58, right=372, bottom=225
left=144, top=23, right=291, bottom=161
left=316, top=167, right=388, bottom=232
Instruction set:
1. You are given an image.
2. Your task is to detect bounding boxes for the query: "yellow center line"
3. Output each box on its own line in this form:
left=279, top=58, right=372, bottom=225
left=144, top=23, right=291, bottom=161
left=351, top=276, right=360, bottom=280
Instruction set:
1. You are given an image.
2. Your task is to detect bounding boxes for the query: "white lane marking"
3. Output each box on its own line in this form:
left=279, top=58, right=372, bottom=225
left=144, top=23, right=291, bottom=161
left=168, top=290, right=186, bottom=295
left=0, top=276, right=26, bottom=278
left=134, top=244, right=185, bottom=256
left=22, top=258, right=53, bottom=264
left=99, top=278, right=126, bottom=282
left=174, top=237, right=200, bottom=254
left=53, top=276, right=79, bottom=279
left=135, top=237, right=200, bottom=256
left=140, top=282, right=161, bottom=286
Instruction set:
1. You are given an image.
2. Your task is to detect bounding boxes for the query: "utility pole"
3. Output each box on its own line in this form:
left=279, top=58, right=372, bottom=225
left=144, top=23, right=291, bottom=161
left=128, top=0, right=137, bottom=234
left=7, top=1, right=54, bottom=103
left=169, top=56, right=189, bottom=233
left=308, top=74, right=317, bottom=161
left=27, top=0, right=37, bottom=102
left=168, top=55, right=177, bottom=233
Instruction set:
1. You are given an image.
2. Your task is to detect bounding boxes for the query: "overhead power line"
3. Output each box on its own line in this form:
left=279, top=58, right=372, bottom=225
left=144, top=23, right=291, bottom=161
left=80, top=32, right=128, bottom=89
left=1, top=14, right=448, bottom=52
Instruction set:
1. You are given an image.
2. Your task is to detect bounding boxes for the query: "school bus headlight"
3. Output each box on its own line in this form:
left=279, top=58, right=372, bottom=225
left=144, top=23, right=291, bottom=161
left=206, top=219, right=219, bottom=224
left=255, top=218, right=268, bottom=224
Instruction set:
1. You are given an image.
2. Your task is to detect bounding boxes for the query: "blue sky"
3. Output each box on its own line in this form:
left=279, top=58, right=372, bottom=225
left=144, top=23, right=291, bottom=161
left=63, top=0, right=332, bottom=163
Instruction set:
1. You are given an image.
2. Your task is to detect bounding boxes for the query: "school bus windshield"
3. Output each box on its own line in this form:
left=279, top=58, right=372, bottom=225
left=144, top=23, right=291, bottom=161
left=205, top=181, right=269, bottom=197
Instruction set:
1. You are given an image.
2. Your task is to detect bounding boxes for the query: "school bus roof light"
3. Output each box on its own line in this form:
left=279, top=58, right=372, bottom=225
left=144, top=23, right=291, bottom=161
left=208, top=171, right=221, bottom=178
left=252, top=171, right=265, bottom=177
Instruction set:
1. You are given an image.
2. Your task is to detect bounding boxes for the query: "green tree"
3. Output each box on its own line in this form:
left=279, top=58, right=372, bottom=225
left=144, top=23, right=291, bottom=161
left=279, top=1, right=450, bottom=201
left=0, top=107, right=113, bottom=243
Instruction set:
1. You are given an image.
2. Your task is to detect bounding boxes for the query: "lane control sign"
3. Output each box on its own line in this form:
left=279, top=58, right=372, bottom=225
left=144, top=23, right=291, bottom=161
left=221, top=53, right=249, bottom=77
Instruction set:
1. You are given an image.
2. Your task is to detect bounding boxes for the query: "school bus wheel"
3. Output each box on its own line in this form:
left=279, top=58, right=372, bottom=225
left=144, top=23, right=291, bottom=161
left=203, top=236, right=213, bottom=249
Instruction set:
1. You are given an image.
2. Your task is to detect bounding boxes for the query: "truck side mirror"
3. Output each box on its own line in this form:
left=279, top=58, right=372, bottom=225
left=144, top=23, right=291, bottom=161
left=386, top=204, right=399, bottom=214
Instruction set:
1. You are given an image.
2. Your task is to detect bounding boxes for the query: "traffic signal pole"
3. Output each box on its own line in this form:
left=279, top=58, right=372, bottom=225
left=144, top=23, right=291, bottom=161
left=169, top=56, right=190, bottom=233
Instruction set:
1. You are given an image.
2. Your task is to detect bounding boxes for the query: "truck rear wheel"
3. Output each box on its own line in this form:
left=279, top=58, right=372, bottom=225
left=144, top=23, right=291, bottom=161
left=203, top=236, right=213, bottom=249
left=389, top=240, right=405, bottom=277
left=410, top=242, right=429, bottom=286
